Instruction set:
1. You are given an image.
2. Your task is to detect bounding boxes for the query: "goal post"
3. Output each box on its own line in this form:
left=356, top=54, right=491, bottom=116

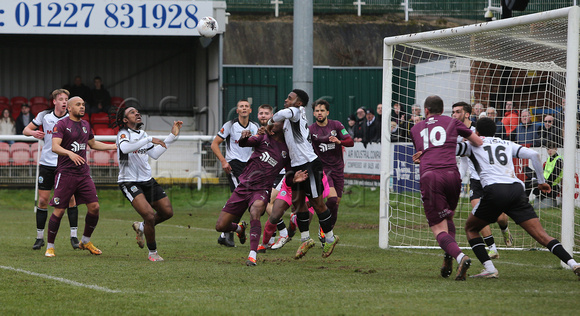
left=380, top=6, right=579, bottom=256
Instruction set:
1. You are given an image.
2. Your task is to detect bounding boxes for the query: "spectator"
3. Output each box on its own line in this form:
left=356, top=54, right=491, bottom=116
left=486, top=107, right=507, bottom=139
left=353, top=107, right=366, bottom=142
left=363, top=108, right=380, bottom=144
left=511, top=109, right=540, bottom=147
left=391, top=103, right=406, bottom=126
left=375, top=103, right=383, bottom=137
left=471, top=103, right=484, bottom=124
left=409, top=104, right=424, bottom=121
left=0, top=108, right=16, bottom=144
left=537, top=114, right=563, bottom=148
left=15, top=103, right=33, bottom=135
left=63, top=75, right=91, bottom=104
left=406, top=115, right=423, bottom=142
left=89, top=76, right=112, bottom=115
left=533, top=142, right=562, bottom=209
left=501, top=101, right=519, bottom=138
left=346, top=114, right=356, bottom=138
left=390, top=121, right=402, bottom=142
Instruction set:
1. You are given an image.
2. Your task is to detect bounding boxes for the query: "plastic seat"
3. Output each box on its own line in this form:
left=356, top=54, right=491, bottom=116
left=30, top=142, right=40, bottom=164
left=90, top=149, right=112, bottom=166
left=10, top=142, right=31, bottom=165
left=90, top=112, right=110, bottom=125
left=29, top=96, right=49, bottom=107
left=0, top=142, right=10, bottom=166
left=0, top=96, right=9, bottom=106
left=10, top=96, right=28, bottom=108
left=31, top=104, right=49, bottom=116
left=111, top=150, right=119, bottom=166
left=110, top=97, right=124, bottom=109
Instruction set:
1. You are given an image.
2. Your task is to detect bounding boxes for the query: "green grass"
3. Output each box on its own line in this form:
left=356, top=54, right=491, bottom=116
left=1, top=187, right=579, bottom=315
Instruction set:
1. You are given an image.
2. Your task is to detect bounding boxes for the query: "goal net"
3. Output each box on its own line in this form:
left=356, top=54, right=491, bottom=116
left=380, top=6, right=580, bottom=255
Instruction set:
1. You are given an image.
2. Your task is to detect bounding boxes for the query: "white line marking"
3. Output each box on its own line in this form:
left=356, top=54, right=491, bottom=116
left=0, top=265, right=122, bottom=293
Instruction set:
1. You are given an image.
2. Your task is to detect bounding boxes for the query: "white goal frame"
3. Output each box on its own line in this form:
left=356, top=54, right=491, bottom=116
left=380, top=6, right=579, bottom=259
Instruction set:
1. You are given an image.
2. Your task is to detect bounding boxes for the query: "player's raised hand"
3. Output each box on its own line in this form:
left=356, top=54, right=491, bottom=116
left=329, top=136, right=341, bottom=144
left=171, top=121, right=183, bottom=136
left=412, top=151, right=423, bottom=164
left=293, top=170, right=309, bottom=183
left=257, top=126, right=266, bottom=135
left=538, top=183, right=551, bottom=193
left=151, top=137, right=167, bottom=148
left=241, top=130, right=252, bottom=139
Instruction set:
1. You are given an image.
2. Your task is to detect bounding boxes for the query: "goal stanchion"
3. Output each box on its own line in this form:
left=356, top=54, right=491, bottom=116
left=381, top=6, right=579, bottom=256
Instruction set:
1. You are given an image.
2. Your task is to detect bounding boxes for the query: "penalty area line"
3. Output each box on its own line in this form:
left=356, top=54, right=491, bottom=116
left=0, top=265, right=123, bottom=293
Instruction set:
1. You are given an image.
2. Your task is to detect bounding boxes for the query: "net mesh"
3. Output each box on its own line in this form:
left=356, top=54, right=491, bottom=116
left=388, top=13, right=580, bottom=252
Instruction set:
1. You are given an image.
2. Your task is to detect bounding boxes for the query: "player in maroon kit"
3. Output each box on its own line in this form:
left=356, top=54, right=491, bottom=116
left=44, top=96, right=116, bottom=257
left=409, top=95, right=482, bottom=280
left=215, top=121, right=291, bottom=266
left=309, top=99, right=354, bottom=241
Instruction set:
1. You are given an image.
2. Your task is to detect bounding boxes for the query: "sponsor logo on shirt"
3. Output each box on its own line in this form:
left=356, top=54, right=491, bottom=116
left=319, top=143, right=336, bottom=152
left=259, top=151, right=278, bottom=167
left=70, top=141, right=86, bottom=153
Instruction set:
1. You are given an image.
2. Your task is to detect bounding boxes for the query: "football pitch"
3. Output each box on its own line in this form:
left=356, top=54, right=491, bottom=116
left=0, top=186, right=578, bottom=315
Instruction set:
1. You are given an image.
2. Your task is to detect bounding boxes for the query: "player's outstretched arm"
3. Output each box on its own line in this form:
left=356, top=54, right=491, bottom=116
left=88, top=138, right=117, bottom=151
left=210, top=136, right=231, bottom=174
left=23, top=122, right=44, bottom=139
left=171, top=120, right=183, bottom=136
left=52, top=137, right=85, bottom=166
left=466, top=133, right=483, bottom=147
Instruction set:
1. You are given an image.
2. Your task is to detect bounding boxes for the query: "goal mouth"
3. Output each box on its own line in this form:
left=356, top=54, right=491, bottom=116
left=380, top=6, right=580, bottom=254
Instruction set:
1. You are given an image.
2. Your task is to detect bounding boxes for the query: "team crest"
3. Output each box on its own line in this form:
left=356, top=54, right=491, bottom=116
left=281, top=151, right=287, bottom=158
left=280, top=191, right=287, bottom=196
left=53, top=197, right=60, bottom=205
left=120, top=134, right=127, bottom=139
left=82, top=126, right=87, bottom=133
left=330, top=130, right=337, bottom=137
left=38, top=176, right=44, bottom=184
left=53, top=126, right=58, bottom=133
left=131, top=186, right=138, bottom=193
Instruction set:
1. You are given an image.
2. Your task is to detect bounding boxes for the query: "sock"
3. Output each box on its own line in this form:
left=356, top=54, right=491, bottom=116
left=47, top=213, right=63, bottom=244
left=47, top=242, right=54, bottom=249
left=483, top=260, right=496, bottom=272
left=296, top=211, right=310, bottom=233
left=547, top=239, right=573, bottom=264
left=220, top=232, right=226, bottom=238
left=325, top=230, right=335, bottom=244
left=435, top=232, right=462, bottom=259
left=456, top=253, right=465, bottom=264
left=230, top=222, right=240, bottom=233
left=67, top=206, right=79, bottom=235
left=81, top=236, right=90, bottom=244
left=262, top=221, right=277, bottom=245
left=249, top=220, right=261, bottom=252
left=276, top=219, right=286, bottom=231
left=483, top=235, right=497, bottom=252
left=83, top=212, right=99, bottom=238
left=300, top=231, right=310, bottom=242
left=469, top=237, right=492, bottom=264
left=139, top=222, right=144, bottom=232
left=567, top=259, right=579, bottom=269
left=446, top=220, right=456, bottom=240
left=279, top=228, right=288, bottom=238
left=249, top=250, right=257, bottom=261
left=268, top=237, right=276, bottom=245
left=147, top=242, right=157, bottom=252
left=317, top=209, right=333, bottom=234
left=36, top=208, right=48, bottom=239
left=325, top=197, right=339, bottom=228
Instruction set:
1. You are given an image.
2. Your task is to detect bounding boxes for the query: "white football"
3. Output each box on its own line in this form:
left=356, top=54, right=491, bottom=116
left=197, top=16, right=219, bottom=38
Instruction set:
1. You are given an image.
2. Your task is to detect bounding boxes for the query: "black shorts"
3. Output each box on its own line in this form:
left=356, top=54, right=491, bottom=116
left=469, top=178, right=483, bottom=201
left=273, top=172, right=285, bottom=191
left=227, top=159, right=247, bottom=193
left=473, top=183, right=538, bottom=224
left=38, top=165, right=57, bottom=191
left=119, top=178, right=167, bottom=204
left=292, top=158, right=325, bottom=199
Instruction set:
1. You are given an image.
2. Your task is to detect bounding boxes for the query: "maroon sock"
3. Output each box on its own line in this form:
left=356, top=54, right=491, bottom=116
left=326, top=197, right=339, bottom=228
left=447, top=220, right=456, bottom=240
left=436, top=232, right=462, bottom=259
left=83, top=212, right=99, bottom=238
left=47, top=214, right=63, bottom=244
left=250, top=220, right=261, bottom=252
left=229, top=222, right=239, bottom=232
left=263, top=220, right=276, bottom=244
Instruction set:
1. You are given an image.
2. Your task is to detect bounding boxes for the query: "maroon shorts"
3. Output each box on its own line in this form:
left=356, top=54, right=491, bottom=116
left=323, top=167, right=345, bottom=198
left=221, top=186, right=271, bottom=218
left=420, top=169, right=461, bottom=227
left=50, top=172, right=98, bottom=208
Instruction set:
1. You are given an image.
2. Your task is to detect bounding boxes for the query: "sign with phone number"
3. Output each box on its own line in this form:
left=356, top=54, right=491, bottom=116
left=0, top=0, right=217, bottom=36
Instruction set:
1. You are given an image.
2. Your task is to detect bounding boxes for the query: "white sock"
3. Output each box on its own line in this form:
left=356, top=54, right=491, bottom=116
left=300, top=231, right=310, bottom=242
left=47, top=242, right=54, bottom=249
left=139, top=222, right=144, bottom=232
left=489, top=243, right=497, bottom=252
left=220, top=232, right=226, bottom=238
left=325, top=230, right=335, bottom=243
left=249, top=250, right=257, bottom=260
left=81, top=236, right=90, bottom=244
left=37, top=229, right=44, bottom=239
left=268, top=237, right=275, bottom=245
left=279, top=228, right=288, bottom=238
left=149, top=250, right=157, bottom=256
left=483, top=260, right=496, bottom=272
left=456, top=253, right=465, bottom=264
left=567, top=259, right=579, bottom=269
left=70, top=227, right=78, bottom=238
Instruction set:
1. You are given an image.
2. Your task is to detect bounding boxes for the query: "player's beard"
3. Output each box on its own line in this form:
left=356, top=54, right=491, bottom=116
left=136, top=122, right=144, bottom=129
left=316, top=117, right=327, bottom=123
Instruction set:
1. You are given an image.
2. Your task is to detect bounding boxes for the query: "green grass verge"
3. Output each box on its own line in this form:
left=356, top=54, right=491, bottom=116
left=0, top=187, right=579, bottom=315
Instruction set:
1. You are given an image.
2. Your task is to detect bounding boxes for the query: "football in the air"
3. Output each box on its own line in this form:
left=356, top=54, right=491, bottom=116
left=197, top=16, right=219, bottom=38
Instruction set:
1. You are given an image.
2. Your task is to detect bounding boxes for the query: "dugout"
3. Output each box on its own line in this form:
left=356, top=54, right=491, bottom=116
left=0, top=0, right=227, bottom=135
